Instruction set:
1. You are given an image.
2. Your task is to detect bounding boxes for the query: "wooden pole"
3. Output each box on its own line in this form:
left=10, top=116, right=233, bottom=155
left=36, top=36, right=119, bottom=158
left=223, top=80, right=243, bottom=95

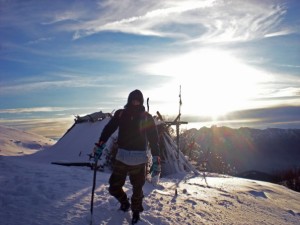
left=177, top=85, right=182, bottom=160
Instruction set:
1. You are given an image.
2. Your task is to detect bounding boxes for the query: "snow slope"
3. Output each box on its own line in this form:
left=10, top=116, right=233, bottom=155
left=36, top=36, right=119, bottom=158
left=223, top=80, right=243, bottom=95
left=1, top=156, right=300, bottom=225
left=0, top=125, right=55, bottom=156
left=1, top=126, right=300, bottom=225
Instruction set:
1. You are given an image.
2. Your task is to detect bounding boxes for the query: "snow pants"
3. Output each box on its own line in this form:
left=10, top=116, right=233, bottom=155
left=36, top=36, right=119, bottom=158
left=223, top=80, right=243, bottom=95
left=108, top=160, right=146, bottom=212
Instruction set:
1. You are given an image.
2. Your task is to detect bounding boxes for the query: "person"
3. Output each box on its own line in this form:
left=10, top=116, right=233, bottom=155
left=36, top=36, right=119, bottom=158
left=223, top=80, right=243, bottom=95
left=94, top=89, right=161, bottom=224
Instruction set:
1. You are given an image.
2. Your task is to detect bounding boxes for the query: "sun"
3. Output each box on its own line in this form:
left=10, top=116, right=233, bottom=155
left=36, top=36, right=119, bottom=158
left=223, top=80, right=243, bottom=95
left=143, top=48, right=270, bottom=119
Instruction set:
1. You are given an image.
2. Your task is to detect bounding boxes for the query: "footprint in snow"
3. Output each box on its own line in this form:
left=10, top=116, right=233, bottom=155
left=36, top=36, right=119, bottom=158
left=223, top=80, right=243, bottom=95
left=218, top=200, right=234, bottom=208
left=286, top=209, right=300, bottom=216
left=184, top=199, right=197, bottom=206
left=248, top=190, right=268, bottom=199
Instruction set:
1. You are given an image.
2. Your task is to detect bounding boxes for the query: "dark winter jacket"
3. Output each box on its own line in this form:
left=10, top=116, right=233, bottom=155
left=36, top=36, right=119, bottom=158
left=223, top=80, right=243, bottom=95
left=99, top=105, right=160, bottom=157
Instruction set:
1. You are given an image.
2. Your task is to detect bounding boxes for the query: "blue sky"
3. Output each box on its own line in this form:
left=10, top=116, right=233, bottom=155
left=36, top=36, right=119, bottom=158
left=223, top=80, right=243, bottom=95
left=1, top=0, right=300, bottom=139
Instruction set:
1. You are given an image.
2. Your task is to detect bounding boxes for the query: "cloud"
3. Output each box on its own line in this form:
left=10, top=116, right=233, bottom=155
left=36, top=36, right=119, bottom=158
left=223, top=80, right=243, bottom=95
left=183, top=105, right=300, bottom=129
left=0, top=0, right=293, bottom=44
left=0, top=73, right=116, bottom=95
left=266, top=87, right=300, bottom=99
left=68, top=0, right=289, bottom=44
left=41, top=10, right=83, bottom=25
left=26, top=37, right=53, bottom=45
left=73, top=0, right=215, bottom=39
left=264, top=30, right=293, bottom=38
left=276, top=64, right=300, bottom=69
left=0, top=107, right=71, bottom=114
left=188, top=0, right=288, bottom=43
left=1, top=0, right=293, bottom=54
left=227, top=106, right=300, bottom=129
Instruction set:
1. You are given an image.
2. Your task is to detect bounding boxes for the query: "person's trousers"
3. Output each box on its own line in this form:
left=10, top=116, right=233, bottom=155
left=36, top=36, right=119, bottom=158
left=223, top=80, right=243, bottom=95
left=108, top=160, right=146, bottom=212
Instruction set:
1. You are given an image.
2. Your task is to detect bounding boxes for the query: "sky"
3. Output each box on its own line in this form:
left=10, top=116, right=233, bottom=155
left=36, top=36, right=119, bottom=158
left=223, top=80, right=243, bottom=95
left=1, top=0, right=300, bottom=139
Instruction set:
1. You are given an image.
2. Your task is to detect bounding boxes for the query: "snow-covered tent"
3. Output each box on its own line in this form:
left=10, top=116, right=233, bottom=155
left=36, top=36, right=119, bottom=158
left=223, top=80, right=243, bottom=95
left=30, top=111, right=198, bottom=176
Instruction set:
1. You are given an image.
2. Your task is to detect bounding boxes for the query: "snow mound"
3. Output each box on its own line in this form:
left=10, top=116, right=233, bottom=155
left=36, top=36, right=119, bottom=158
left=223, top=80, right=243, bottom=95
left=0, top=125, right=55, bottom=156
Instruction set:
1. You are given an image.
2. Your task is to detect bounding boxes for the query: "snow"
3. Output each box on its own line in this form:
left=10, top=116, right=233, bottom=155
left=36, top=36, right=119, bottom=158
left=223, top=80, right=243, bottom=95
left=26, top=119, right=111, bottom=164
left=0, top=125, right=55, bottom=156
left=1, top=125, right=300, bottom=225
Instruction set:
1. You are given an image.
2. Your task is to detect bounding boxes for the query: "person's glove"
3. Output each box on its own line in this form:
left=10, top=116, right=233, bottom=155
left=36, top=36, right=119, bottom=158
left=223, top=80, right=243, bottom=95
left=150, top=156, right=161, bottom=177
left=93, top=142, right=106, bottom=162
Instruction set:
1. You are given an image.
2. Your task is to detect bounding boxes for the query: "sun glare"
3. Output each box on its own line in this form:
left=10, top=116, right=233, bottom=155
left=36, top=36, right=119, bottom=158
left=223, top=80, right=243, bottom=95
left=144, top=49, right=270, bottom=119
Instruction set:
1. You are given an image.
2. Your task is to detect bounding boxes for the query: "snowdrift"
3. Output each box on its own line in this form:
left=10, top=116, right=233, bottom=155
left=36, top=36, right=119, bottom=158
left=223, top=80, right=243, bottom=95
left=0, top=125, right=55, bottom=156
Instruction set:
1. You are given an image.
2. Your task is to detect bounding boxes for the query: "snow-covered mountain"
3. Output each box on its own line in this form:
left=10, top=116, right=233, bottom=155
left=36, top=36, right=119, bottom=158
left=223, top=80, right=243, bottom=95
left=1, top=125, right=300, bottom=224
left=182, top=126, right=300, bottom=173
left=0, top=125, right=55, bottom=156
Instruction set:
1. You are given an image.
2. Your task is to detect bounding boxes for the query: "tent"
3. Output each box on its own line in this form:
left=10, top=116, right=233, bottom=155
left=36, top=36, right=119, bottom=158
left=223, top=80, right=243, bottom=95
left=30, top=111, right=198, bottom=176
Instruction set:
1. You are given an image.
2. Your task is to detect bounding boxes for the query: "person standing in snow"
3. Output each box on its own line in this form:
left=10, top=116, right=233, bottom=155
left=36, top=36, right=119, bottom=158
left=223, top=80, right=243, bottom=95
left=94, top=89, right=161, bottom=224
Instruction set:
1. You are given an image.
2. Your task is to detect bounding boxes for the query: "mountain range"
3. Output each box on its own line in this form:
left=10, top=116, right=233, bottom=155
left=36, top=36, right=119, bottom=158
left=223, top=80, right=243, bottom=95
left=182, top=126, right=300, bottom=174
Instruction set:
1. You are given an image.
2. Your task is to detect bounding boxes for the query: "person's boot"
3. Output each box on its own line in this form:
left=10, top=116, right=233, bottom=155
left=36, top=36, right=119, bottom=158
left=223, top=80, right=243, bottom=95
left=131, top=211, right=140, bottom=224
left=119, top=198, right=130, bottom=212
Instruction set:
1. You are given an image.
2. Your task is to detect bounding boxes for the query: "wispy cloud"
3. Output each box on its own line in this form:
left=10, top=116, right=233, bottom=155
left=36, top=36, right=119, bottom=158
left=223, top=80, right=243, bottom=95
left=26, top=37, right=53, bottom=45
left=188, top=0, right=287, bottom=43
left=264, top=30, right=293, bottom=38
left=0, top=107, right=71, bottom=114
left=184, top=105, right=300, bottom=129
left=0, top=0, right=293, bottom=48
left=276, top=64, right=300, bottom=68
left=41, top=10, right=83, bottom=25
left=0, top=73, right=116, bottom=95
left=68, top=0, right=289, bottom=43
left=268, top=87, right=300, bottom=98
left=73, top=0, right=215, bottom=39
